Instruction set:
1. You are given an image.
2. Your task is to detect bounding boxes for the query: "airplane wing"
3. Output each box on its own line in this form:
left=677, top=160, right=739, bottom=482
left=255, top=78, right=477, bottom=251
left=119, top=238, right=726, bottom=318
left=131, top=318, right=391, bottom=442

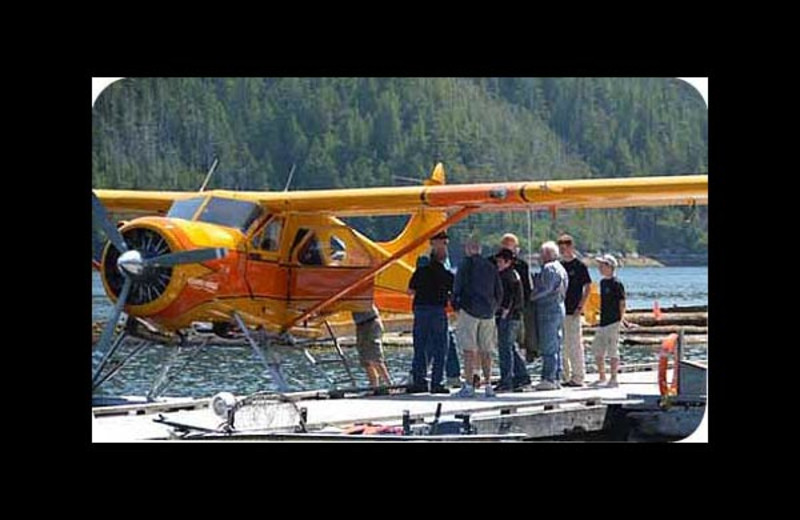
left=93, top=190, right=199, bottom=214
left=217, top=174, right=707, bottom=216
left=94, top=165, right=707, bottom=217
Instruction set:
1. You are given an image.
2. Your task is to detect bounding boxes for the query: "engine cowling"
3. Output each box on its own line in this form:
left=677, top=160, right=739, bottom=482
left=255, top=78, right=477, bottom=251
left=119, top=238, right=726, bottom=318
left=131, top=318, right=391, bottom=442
left=102, top=227, right=174, bottom=306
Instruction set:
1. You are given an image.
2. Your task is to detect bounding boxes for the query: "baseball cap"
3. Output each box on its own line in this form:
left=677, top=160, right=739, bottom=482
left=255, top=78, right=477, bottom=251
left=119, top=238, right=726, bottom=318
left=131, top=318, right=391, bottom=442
left=595, top=254, right=618, bottom=268
left=495, top=248, right=515, bottom=262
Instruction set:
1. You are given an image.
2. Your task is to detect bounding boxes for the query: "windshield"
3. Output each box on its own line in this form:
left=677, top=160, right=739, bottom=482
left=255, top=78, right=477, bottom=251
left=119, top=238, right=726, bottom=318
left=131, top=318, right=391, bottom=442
left=166, top=197, right=205, bottom=220
left=197, top=197, right=263, bottom=232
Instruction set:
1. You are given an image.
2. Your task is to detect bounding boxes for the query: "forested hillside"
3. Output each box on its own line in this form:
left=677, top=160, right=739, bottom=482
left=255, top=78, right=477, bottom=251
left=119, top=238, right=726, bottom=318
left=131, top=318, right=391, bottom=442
left=92, top=77, right=707, bottom=260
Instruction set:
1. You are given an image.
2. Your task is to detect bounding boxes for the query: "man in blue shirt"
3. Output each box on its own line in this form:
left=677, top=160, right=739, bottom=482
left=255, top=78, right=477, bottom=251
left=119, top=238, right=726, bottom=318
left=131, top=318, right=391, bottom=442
left=452, top=238, right=503, bottom=398
left=530, top=241, right=568, bottom=390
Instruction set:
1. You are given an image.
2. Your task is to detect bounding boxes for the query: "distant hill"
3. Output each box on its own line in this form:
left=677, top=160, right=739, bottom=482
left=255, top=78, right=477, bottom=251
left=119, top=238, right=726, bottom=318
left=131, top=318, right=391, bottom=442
left=92, top=78, right=707, bottom=258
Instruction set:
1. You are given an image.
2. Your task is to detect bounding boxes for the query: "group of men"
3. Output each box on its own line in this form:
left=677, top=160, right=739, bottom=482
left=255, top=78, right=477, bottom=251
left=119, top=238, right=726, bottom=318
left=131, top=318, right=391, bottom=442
left=351, top=230, right=627, bottom=396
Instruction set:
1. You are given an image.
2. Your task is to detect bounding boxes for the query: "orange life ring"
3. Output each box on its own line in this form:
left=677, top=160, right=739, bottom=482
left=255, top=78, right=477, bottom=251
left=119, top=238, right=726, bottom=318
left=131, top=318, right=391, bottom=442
left=658, top=333, right=679, bottom=397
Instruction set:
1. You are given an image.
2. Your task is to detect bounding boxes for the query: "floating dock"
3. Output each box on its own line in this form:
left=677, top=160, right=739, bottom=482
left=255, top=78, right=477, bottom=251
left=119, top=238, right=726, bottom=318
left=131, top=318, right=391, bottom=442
left=92, top=363, right=707, bottom=442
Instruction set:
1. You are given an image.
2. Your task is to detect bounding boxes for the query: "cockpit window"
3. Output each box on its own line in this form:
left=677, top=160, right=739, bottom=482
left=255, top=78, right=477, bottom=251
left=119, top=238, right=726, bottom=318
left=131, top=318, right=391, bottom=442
left=330, top=235, right=346, bottom=262
left=253, top=217, right=283, bottom=252
left=197, top=197, right=263, bottom=232
left=299, top=233, right=324, bottom=266
left=166, top=197, right=205, bottom=220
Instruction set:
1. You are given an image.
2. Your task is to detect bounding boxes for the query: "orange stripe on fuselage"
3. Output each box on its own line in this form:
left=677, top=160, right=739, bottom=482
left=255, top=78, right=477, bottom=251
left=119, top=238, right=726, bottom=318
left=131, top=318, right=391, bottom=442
left=290, top=267, right=374, bottom=301
left=375, top=287, right=413, bottom=314
left=151, top=249, right=248, bottom=322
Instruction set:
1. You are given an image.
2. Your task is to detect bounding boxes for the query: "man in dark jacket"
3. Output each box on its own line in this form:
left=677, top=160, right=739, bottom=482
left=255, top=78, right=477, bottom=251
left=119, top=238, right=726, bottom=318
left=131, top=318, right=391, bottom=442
left=452, top=238, right=503, bottom=398
left=408, top=245, right=454, bottom=394
left=494, top=248, right=532, bottom=392
left=491, top=233, right=537, bottom=360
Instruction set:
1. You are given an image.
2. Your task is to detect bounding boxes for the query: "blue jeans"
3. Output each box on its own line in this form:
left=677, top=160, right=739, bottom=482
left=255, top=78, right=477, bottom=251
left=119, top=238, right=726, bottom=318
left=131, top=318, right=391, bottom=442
left=536, top=303, right=565, bottom=383
left=411, top=305, right=448, bottom=388
left=445, top=327, right=461, bottom=379
left=497, top=318, right=530, bottom=388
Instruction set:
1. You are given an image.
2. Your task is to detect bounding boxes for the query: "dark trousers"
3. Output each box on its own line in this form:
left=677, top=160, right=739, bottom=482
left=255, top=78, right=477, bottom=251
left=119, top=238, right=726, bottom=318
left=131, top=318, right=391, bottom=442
left=411, top=305, right=448, bottom=388
left=445, top=327, right=461, bottom=379
left=497, top=318, right=531, bottom=388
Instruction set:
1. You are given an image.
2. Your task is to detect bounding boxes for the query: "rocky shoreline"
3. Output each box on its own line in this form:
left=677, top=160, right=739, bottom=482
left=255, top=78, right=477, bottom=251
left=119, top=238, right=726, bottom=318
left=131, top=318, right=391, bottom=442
left=522, top=252, right=706, bottom=268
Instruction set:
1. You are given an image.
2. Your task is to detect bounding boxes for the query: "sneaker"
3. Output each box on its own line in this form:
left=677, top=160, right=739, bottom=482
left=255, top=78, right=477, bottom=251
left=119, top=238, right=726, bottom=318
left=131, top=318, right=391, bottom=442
left=446, top=376, right=462, bottom=388
left=606, top=379, right=619, bottom=388
left=563, top=380, right=584, bottom=387
left=484, top=385, right=496, bottom=398
left=493, top=383, right=514, bottom=393
left=456, top=384, right=475, bottom=398
left=513, top=378, right=532, bottom=389
left=535, top=380, right=558, bottom=391
left=430, top=385, right=450, bottom=394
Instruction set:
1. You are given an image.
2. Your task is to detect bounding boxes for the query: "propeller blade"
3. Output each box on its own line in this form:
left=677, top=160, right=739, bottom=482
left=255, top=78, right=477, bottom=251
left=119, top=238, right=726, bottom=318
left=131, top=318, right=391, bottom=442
left=144, top=248, right=227, bottom=268
left=92, top=276, right=132, bottom=386
left=92, top=191, right=128, bottom=253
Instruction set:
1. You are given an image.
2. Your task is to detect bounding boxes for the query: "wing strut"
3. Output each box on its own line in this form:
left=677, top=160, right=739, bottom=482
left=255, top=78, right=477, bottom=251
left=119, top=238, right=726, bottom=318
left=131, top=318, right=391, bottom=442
left=282, top=206, right=477, bottom=332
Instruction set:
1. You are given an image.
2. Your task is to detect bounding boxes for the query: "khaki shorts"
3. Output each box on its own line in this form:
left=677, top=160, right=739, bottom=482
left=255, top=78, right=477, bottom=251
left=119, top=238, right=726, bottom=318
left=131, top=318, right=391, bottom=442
left=456, top=309, right=497, bottom=353
left=592, top=322, right=620, bottom=359
left=355, top=319, right=384, bottom=364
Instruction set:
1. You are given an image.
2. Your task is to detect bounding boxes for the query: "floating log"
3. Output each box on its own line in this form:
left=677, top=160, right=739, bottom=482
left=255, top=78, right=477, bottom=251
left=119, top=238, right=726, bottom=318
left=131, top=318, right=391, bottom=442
left=612, top=334, right=707, bottom=346
left=585, top=325, right=707, bottom=335
left=628, top=305, right=707, bottom=314
left=624, top=312, right=707, bottom=327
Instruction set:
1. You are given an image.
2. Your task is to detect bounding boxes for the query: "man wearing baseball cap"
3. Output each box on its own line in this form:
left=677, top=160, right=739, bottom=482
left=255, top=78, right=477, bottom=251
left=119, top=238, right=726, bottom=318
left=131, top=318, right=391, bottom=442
left=591, top=254, right=626, bottom=388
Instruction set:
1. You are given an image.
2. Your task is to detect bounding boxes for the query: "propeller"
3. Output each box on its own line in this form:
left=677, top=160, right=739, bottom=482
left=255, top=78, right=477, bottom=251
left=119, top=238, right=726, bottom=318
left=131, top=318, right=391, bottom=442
left=144, top=247, right=227, bottom=268
left=92, top=191, right=228, bottom=386
left=92, top=191, right=128, bottom=253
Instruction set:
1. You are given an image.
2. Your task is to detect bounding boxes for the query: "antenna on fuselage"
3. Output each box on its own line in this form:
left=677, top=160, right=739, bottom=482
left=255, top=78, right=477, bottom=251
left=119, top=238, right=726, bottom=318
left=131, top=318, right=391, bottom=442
left=283, top=163, right=297, bottom=192
left=199, top=157, right=219, bottom=192
left=392, top=175, right=423, bottom=185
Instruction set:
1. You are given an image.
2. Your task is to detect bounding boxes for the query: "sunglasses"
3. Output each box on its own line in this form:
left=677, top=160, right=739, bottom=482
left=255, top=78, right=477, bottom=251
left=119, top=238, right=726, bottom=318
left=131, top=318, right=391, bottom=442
left=557, top=241, right=573, bottom=245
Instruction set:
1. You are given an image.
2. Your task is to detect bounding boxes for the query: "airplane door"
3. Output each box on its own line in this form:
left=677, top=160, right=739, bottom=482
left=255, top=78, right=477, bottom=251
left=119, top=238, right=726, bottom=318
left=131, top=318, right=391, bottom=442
left=245, top=216, right=289, bottom=303
left=288, top=222, right=374, bottom=314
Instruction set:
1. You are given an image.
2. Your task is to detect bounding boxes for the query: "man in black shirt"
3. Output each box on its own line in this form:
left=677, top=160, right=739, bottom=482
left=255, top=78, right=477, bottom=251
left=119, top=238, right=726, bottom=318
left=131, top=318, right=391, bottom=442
left=494, top=248, right=531, bottom=392
left=408, top=246, right=454, bottom=394
left=590, top=254, right=626, bottom=388
left=558, top=233, right=592, bottom=387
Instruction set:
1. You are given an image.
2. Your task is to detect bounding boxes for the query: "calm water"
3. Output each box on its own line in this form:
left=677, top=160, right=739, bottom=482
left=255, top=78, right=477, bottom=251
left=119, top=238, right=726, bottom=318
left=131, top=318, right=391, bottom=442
left=92, top=267, right=708, bottom=398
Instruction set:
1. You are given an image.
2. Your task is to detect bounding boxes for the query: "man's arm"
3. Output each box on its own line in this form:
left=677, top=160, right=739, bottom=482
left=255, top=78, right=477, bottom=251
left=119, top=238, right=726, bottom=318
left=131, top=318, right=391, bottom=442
left=510, top=273, right=524, bottom=317
left=493, top=270, right=504, bottom=314
left=618, top=282, right=628, bottom=327
left=518, top=261, right=532, bottom=301
left=408, top=270, right=419, bottom=296
left=452, top=261, right=465, bottom=309
left=530, top=265, right=558, bottom=302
